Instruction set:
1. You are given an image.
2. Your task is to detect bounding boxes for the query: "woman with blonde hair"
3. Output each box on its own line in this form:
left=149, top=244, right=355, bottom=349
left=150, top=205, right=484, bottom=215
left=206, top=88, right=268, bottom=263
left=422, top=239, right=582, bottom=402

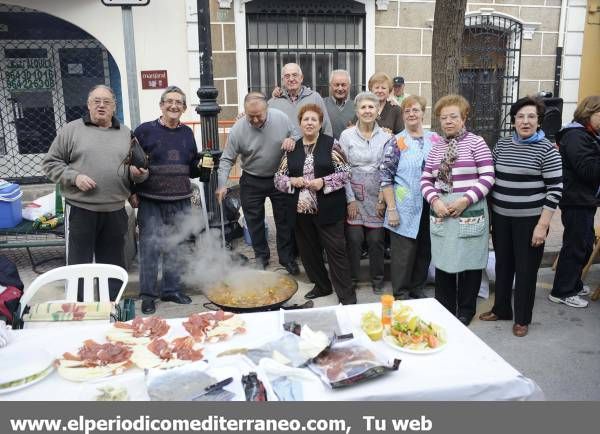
left=421, top=94, right=495, bottom=325
left=367, top=72, right=403, bottom=135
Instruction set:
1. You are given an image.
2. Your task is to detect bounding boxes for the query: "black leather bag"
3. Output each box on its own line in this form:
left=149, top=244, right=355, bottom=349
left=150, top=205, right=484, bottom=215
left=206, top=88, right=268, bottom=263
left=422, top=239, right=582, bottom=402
left=124, top=134, right=149, bottom=170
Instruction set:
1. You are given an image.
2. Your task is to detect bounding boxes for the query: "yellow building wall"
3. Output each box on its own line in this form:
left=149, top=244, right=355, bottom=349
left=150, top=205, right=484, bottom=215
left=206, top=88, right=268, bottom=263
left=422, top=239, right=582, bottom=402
left=578, top=0, right=600, bottom=99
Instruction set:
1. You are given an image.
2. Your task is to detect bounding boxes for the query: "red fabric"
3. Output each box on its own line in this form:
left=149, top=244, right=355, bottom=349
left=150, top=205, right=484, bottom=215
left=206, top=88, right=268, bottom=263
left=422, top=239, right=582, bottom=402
left=0, top=286, right=22, bottom=323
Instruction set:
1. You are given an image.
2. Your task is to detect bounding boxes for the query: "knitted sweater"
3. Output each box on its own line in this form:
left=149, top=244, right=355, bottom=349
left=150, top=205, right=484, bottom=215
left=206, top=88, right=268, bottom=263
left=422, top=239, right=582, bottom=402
left=492, top=135, right=563, bottom=217
left=42, top=116, right=131, bottom=212
left=133, top=119, right=200, bottom=201
left=268, top=86, right=333, bottom=137
left=324, top=97, right=355, bottom=139
left=421, top=131, right=495, bottom=205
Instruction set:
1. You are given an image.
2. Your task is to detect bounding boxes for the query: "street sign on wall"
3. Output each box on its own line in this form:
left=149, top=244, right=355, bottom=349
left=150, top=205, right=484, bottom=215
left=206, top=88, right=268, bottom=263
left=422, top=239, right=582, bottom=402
left=141, top=70, right=168, bottom=89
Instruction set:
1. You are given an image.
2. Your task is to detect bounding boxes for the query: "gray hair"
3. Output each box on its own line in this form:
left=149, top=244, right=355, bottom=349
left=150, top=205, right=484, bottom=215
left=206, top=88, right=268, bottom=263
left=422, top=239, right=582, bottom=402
left=244, top=92, right=267, bottom=106
left=281, top=63, right=303, bottom=80
left=87, top=84, right=116, bottom=101
left=160, top=86, right=187, bottom=106
left=329, top=69, right=351, bottom=86
left=354, top=91, right=379, bottom=109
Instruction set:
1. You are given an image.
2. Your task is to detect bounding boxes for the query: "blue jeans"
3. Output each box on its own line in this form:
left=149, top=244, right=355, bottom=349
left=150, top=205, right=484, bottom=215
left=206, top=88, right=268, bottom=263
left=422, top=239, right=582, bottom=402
left=138, top=198, right=191, bottom=299
left=551, top=206, right=596, bottom=298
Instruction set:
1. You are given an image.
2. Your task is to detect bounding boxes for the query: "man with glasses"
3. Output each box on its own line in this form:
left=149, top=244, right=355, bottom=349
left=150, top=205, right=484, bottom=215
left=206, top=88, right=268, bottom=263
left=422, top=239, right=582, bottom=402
left=43, top=85, right=138, bottom=301
left=129, top=86, right=202, bottom=315
left=268, top=63, right=333, bottom=137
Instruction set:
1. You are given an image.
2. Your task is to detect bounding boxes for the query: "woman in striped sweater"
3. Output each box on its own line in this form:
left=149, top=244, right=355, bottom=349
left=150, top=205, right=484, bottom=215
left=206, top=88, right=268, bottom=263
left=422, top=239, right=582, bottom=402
left=421, top=95, right=495, bottom=326
left=480, top=97, right=563, bottom=337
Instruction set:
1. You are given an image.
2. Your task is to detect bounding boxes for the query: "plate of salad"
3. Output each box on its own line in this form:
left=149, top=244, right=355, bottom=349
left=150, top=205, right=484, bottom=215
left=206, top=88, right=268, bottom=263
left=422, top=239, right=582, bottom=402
left=382, top=306, right=446, bottom=354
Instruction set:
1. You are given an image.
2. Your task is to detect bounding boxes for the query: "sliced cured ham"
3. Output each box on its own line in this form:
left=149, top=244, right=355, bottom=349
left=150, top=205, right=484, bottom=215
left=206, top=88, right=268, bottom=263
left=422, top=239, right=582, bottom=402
left=182, top=311, right=245, bottom=343
left=131, top=336, right=204, bottom=369
left=57, top=340, right=134, bottom=382
left=107, top=316, right=170, bottom=345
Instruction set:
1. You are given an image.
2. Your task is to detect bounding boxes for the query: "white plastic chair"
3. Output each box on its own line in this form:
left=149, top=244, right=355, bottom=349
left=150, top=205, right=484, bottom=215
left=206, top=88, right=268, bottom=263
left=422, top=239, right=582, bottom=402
left=18, top=263, right=129, bottom=319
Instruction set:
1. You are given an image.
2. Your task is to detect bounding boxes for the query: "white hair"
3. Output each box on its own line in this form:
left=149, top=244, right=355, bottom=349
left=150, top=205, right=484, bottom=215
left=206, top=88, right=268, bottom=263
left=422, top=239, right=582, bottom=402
left=281, top=63, right=303, bottom=80
left=329, top=69, right=351, bottom=86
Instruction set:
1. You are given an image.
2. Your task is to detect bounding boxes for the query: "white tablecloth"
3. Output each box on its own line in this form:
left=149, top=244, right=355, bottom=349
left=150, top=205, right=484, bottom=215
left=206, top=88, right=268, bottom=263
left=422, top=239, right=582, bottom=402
left=0, top=299, right=543, bottom=401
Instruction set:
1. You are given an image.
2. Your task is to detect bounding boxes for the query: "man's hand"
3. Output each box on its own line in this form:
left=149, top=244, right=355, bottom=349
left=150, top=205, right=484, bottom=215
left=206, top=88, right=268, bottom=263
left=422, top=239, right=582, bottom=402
left=432, top=198, right=449, bottom=218
left=128, top=194, right=139, bottom=208
left=281, top=137, right=295, bottom=152
left=306, top=178, right=324, bottom=191
left=290, top=177, right=306, bottom=189
left=347, top=201, right=359, bottom=220
left=129, top=166, right=148, bottom=180
left=272, top=86, right=283, bottom=98
left=381, top=127, right=393, bottom=135
left=388, top=96, right=399, bottom=106
left=75, top=174, right=96, bottom=192
left=447, top=197, right=470, bottom=218
left=216, top=187, right=228, bottom=203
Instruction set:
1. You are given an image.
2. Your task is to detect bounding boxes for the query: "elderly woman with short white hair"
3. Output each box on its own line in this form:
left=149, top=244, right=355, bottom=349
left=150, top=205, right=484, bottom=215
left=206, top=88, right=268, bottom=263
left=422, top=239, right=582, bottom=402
left=339, top=92, right=396, bottom=293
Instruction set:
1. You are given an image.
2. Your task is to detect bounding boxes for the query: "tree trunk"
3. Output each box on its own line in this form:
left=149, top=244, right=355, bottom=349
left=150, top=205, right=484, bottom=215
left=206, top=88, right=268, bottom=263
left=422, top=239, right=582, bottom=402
left=431, top=0, right=468, bottom=131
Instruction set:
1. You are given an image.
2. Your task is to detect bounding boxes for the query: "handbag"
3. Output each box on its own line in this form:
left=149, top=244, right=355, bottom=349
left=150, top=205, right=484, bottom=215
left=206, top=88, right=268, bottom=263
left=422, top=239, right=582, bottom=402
left=124, top=134, right=149, bottom=170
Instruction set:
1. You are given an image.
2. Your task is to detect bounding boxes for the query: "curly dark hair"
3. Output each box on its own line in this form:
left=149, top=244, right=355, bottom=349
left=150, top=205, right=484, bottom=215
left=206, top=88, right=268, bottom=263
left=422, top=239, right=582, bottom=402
left=509, top=96, right=545, bottom=127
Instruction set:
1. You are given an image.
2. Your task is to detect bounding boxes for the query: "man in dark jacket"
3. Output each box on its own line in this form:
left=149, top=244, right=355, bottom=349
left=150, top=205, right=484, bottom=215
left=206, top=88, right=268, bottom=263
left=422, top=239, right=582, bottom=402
left=549, top=95, right=600, bottom=308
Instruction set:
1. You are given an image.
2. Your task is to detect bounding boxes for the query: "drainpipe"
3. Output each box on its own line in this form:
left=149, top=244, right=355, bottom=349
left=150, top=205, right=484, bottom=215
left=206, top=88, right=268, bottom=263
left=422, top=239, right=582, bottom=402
left=554, top=0, right=568, bottom=96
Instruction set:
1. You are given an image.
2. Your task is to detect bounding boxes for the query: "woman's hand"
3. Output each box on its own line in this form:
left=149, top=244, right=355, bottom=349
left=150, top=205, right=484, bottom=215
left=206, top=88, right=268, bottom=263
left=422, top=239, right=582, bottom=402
left=531, top=223, right=548, bottom=247
left=290, top=177, right=306, bottom=189
left=387, top=208, right=400, bottom=227
left=307, top=178, right=324, bottom=191
left=376, top=200, right=386, bottom=218
left=447, top=197, right=469, bottom=218
left=347, top=201, right=359, bottom=220
left=432, top=198, right=450, bottom=218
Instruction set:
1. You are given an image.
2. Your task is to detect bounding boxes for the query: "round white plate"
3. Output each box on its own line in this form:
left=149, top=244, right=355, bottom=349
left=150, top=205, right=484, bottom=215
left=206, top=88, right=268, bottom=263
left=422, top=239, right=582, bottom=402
left=0, top=365, right=54, bottom=394
left=382, top=331, right=446, bottom=355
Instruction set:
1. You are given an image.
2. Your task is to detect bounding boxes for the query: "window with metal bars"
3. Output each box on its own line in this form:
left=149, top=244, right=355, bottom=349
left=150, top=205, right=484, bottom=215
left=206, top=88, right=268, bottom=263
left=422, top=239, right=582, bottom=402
left=245, top=0, right=365, bottom=98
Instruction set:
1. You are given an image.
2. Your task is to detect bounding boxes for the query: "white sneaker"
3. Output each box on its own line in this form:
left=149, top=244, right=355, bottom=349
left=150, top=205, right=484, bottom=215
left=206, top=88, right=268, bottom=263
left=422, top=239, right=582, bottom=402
left=548, top=294, right=589, bottom=308
left=578, top=285, right=591, bottom=297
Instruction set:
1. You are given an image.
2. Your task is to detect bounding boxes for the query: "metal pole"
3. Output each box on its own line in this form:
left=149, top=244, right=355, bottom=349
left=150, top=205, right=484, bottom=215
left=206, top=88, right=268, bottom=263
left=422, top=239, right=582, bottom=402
left=122, top=5, right=141, bottom=128
left=196, top=0, right=222, bottom=226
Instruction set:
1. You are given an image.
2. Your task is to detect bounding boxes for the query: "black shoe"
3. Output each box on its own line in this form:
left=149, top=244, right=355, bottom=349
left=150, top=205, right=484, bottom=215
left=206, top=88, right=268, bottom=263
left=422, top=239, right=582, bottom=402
left=372, top=281, right=385, bottom=295
left=284, top=261, right=300, bottom=276
left=141, top=298, right=156, bottom=315
left=161, top=292, right=192, bottom=304
left=256, top=258, right=269, bottom=270
left=458, top=315, right=472, bottom=326
left=394, top=290, right=409, bottom=300
left=304, top=287, right=333, bottom=300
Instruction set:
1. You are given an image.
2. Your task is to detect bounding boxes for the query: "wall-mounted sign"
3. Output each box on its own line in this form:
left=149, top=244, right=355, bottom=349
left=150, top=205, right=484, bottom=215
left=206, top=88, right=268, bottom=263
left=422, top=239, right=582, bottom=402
left=141, top=70, right=168, bottom=89
left=5, top=58, right=55, bottom=90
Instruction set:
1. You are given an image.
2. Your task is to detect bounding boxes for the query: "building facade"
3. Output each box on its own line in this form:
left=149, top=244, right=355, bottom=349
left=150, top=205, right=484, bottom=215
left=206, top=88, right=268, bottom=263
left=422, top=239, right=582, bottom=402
left=0, top=0, right=596, bottom=181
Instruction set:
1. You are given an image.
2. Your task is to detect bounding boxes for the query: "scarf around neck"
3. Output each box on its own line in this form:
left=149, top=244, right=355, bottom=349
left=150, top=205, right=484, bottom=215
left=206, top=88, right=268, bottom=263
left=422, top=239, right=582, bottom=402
left=512, top=129, right=545, bottom=144
left=436, top=128, right=468, bottom=193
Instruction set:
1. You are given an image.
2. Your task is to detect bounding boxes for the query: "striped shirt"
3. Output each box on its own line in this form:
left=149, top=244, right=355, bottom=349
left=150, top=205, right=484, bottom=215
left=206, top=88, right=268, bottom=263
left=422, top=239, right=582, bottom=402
left=491, top=136, right=563, bottom=217
left=421, top=132, right=495, bottom=204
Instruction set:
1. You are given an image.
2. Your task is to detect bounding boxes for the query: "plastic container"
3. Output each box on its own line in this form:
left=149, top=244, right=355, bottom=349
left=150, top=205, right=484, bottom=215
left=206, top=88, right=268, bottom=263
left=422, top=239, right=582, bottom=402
left=380, top=294, right=394, bottom=327
left=0, top=182, right=23, bottom=228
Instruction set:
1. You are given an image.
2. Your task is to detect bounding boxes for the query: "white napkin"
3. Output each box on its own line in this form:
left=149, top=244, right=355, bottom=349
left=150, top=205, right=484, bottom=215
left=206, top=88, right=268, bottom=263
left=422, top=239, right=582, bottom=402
left=0, top=320, right=13, bottom=348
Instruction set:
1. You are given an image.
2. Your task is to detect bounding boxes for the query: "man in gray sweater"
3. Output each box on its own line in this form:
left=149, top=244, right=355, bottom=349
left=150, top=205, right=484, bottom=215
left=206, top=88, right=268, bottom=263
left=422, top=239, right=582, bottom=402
left=323, top=69, right=355, bottom=139
left=42, top=85, right=141, bottom=300
left=216, top=92, right=299, bottom=274
left=268, top=63, right=333, bottom=137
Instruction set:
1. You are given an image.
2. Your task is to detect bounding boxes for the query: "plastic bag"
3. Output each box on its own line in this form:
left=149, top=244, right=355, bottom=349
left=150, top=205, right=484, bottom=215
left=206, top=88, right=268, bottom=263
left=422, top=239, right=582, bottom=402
left=308, top=342, right=400, bottom=389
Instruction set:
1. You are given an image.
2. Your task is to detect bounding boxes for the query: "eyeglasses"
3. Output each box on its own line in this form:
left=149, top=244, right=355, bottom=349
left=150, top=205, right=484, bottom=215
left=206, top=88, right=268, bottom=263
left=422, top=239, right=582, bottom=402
left=162, top=99, right=185, bottom=107
left=440, top=114, right=462, bottom=121
left=403, top=108, right=422, bottom=115
left=283, top=73, right=300, bottom=80
left=515, top=113, right=538, bottom=121
left=89, top=98, right=114, bottom=106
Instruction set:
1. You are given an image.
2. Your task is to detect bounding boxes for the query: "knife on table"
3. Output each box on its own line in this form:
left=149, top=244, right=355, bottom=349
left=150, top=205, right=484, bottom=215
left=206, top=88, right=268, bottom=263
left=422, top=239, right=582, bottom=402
left=190, top=377, right=234, bottom=401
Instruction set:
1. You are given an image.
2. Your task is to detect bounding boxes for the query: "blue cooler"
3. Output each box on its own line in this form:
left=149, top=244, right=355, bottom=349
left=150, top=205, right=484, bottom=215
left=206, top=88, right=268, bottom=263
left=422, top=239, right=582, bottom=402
left=0, top=182, right=23, bottom=228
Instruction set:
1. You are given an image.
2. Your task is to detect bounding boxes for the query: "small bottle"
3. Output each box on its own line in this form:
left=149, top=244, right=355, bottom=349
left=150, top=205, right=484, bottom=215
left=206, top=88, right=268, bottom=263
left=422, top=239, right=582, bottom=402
left=381, top=294, right=394, bottom=327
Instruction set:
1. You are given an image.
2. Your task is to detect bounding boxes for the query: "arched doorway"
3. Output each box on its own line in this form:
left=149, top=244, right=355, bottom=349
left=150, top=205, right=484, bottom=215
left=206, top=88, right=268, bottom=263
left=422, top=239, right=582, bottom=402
left=0, top=4, right=122, bottom=183
left=459, top=13, right=522, bottom=147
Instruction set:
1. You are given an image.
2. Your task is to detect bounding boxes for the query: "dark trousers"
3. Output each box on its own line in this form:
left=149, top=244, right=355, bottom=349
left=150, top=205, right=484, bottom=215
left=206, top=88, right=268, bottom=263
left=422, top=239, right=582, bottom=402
left=346, top=225, right=384, bottom=286
left=138, top=198, right=191, bottom=300
left=390, top=206, right=431, bottom=294
left=491, top=212, right=544, bottom=325
left=435, top=268, right=482, bottom=320
left=239, top=173, right=295, bottom=265
left=66, top=204, right=128, bottom=301
left=295, top=214, right=356, bottom=304
left=552, top=206, right=596, bottom=298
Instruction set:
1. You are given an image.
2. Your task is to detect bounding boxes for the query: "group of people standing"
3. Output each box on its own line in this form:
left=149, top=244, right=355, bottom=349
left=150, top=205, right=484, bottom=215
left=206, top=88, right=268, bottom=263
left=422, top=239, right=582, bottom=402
left=42, top=62, right=599, bottom=337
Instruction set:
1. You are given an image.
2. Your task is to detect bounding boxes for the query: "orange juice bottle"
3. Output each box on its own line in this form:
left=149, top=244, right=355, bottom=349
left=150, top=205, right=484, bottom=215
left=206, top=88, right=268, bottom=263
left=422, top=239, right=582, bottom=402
left=381, top=294, right=394, bottom=327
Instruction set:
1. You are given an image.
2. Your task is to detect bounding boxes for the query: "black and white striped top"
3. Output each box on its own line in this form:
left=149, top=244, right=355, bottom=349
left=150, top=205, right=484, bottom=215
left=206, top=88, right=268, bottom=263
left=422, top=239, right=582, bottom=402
left=491, top=136, right=563, bottom=217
